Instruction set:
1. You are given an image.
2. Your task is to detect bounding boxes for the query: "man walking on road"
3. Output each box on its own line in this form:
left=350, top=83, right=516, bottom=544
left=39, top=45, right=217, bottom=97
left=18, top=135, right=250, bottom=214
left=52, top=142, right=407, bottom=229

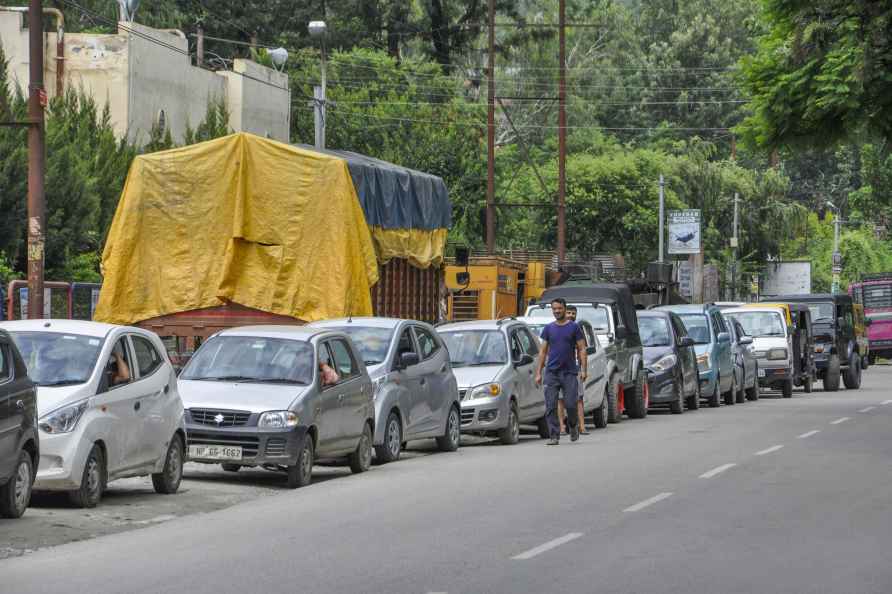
left=535, top=298, right=588, bottom=445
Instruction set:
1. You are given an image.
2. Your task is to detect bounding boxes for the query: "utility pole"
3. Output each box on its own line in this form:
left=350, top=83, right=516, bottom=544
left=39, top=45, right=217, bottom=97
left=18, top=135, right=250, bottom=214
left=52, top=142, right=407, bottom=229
left=556, top=0, right=567, bottom=266
left=485, top=0, right=496, bottom=254
left=832, top=211, right=841, bottom=294
left=27, top=0, right=46, bottom=319
left=658, top=174, right=665, bottom=263
left=309, top=21, right=328, bottom=150
left=196, top=26, right=204, bottom=68
left=731, top=193, right=739, bottom=300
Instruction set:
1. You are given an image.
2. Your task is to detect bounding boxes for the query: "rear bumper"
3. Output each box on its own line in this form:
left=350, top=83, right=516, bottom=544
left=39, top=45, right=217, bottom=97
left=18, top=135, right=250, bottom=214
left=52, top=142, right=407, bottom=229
left=186, top=423, right=309, bottom=467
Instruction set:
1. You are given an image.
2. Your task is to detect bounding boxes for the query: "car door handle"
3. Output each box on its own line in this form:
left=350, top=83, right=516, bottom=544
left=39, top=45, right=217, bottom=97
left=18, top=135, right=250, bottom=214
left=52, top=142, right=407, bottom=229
left=134, top=401, right=141, bottom=411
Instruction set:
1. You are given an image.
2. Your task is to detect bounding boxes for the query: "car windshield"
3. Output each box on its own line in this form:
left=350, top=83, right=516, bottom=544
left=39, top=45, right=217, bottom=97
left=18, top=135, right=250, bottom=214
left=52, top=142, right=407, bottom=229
left=526, top=303, right=610, bottom=332
left=806, top=302, right=835, bottom=323
left=327, top=326, right=394, bottom=366
left=8, top=331, right=103, bottom=386
left=678, top=314, right=711, bottom=344
left=638, top=317, right=671, bottom=347
left=441, top=330, right=508, bottom=367
left=181, top=336, right=314, bottom=384
left=726, top=312, right=786, bottom=338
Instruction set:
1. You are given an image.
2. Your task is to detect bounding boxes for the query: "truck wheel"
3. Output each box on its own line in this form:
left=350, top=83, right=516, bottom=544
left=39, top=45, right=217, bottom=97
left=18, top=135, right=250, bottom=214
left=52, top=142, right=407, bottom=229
left=724, top=375, right=736, bottom=406
left=152, top=435, right=184, bottom=494
left=861, top=354, right=869, bottom=370
left=627, top=371, right=648, bottom=419
left=803, top=373, right=814, bottom=394
left=606, top=375, right=622, bottom=424
left=349, top=424, right=373, bottom=474
left=824, top=355, right=841, bottom=392
left=669, top=379, right=684, bottom=414
left=374, top=411, right=402, bottom=463
left=69, top=444, right=105, bottom=509
left=0, top=451, right=33, bottom=519
left=708, top=380, right=721, bottom=408
left=286, top=437, right=313, bottom=488
left=436, top=406, right=461, bottom=452
left=593, top=391, right=609, bottom=428
left=782, top=378, right=793, bottom=398
left=499, top=402, right=520, bottom=445
left=843, top=355, right=862, bottom=389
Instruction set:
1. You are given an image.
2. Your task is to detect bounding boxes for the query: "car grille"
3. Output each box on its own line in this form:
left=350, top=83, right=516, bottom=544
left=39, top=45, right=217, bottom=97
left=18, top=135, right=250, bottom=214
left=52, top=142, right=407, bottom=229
left=461, top=408, right=475, bottom=425
left=187, top=432, right=260, bottom=458
left=265, top=438, right=287, bottom=457
left=189, top=408, right=251, bottom=427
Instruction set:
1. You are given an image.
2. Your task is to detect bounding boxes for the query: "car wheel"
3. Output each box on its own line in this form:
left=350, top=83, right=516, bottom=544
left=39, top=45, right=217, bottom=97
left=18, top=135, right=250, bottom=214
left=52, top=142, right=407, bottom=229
left=746, top=368, right=760, bottom=401
left=536, top=415, right=550, bottom=438
left=627, top=370, right=648, bottom=419
left=869, top=353, right=877, bottom=366
left=286, top=437, right=314, bottom=488
left=723, top=374, right=736, bottom=406
left=782, top=378, right=793, bottom=398
left=606, top=374, right=622, bottom=424
left=499, top=402, right=520, bottom=445
left=69, top=444, right=105, bottom=509
left=669, top=379, right=684, bottom=414
left=843, top=355, right=862, bottom=389
left=349, top=424, right=374, bottom=474
left=436, top=406, right=461, bottom=452
left=375, top=411, right=402, bottom=463
left=152, top=434, right=184, bottom=494
left=861, top=354, right=869, bottom=370
left=593, top=389, right=609, bottom=428
left=824, top=355, right=841, bottom=392
left=686, top=378, right=701, bottom=410
left=735, top=372, right=747, bottom=403
left=708, top=379, right=721, bottom=408
left=221, top=464, right=241, bottom=472
left=0, top=451, right=34, bottom=519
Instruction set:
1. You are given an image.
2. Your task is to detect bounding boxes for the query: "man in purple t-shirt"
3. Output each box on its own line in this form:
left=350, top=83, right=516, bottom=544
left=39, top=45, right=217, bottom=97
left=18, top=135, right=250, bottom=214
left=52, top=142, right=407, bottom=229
left=535, top=298, right=588, bottom=445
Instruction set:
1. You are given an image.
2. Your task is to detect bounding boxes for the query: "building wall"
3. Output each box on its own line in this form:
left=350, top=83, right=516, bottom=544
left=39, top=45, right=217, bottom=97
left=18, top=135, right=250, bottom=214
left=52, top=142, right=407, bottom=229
left=0, top=12, right=290, bottom=144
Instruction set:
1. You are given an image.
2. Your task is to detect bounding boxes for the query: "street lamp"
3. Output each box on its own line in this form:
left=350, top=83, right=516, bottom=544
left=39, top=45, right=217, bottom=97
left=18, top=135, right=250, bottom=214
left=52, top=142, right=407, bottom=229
left=827, top=201, right=842, bottom=294
left=308, top=20, right=327, bottom=149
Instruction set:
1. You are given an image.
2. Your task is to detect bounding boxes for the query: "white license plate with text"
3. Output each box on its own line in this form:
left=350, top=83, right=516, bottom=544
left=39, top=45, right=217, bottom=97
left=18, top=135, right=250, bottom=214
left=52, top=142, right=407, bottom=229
left=188, top=445, right=242, bottom=460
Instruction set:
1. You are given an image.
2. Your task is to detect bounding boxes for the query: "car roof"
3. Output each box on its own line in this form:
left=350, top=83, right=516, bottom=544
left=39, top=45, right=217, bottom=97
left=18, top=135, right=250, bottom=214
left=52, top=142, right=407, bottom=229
left=654, top=304, right=710, bottom=314
left=217, top=325, right=325, bottom=340
left=540, top=283, right=629, bottom=304
left=724, top=306, right=784, bottom=314
left=636, top=310, right=670, bottom=319
left=309, top=317, right=408, bottom=330
left=515, top=316, right=547, bottom=326
left=0, top=319, right=120, bottom=338
left=780, top=293, right=852, bottom=304
left=437, top=320, right=513, bottom=332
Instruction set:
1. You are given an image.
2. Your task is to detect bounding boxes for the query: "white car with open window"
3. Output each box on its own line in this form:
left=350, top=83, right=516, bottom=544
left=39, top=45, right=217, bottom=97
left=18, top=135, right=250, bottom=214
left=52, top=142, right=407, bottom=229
left=0, top=320, right=186, bottom=508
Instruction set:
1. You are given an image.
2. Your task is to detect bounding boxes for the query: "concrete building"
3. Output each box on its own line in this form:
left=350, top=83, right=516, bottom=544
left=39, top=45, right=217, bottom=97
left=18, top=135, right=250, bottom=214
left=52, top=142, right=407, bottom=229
left=0, top=9, right=291, bottom=144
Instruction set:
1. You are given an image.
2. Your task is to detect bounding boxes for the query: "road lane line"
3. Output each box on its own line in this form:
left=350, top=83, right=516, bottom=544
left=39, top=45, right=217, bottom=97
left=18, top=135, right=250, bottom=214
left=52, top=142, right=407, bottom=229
left=798, top=430, right=820, bottom=439
left=755, top=445, right=784, bottom=456
left=882, top=399, right=892, bottom=405
left=512, top=533, right=583, bottom=560
left=699, top=463, right=736, bottom=479
left=858, top=406, right=875, bottom=413
left=830, top=417, right=851, bottom=425
left=623, top=492, right=673, bottom=513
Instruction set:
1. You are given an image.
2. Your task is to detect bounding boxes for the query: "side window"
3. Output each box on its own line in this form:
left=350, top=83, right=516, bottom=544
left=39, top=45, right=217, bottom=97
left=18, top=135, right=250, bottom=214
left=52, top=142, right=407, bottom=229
left=509, top=330, right=525, bottom=360
left=0, top=344, right=11, bottom=382
left=396, top=329, right=416, bottom=359
left=414, top=327, right=439, bottom=360
left=709, top=313, right=721, bottom=336
left=522, top=328, right=540, bottom=356
left=106, top=337, right=133, bottom=389
left=131, top=335, right=163, bottom=378
left=671, top=316, right=687, bottom=341
left=329, top=339, right=359, bottom=380
left=715, top=312, right=728, bottom=333
left=580, top=323, right=596, bottom=350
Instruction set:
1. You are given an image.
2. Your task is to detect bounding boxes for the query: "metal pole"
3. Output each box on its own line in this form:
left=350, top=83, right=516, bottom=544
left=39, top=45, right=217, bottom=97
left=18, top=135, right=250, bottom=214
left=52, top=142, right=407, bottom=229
left=732, top=192, right=739, bottom=300
left=196, top=26, right=204, bottom=67
left=314, top=43, right=326, bottom=150
left=27, top=0, right=46, bottom=320
left=658, top=174, right=665, bottom=263
left=485, top=0, right=496, bottom=254
left=557, top=0, right=567, bottom=266
left=832, top=211, right=841, bottom=294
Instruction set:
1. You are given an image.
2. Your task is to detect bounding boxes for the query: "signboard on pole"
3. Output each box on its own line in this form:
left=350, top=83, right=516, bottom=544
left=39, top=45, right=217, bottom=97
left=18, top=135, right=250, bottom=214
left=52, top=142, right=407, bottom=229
left=667, top=209, right=701, bottom=255
left=19, top=287, right=52, bottom=319
left=761, top=261, right=812, bottom=297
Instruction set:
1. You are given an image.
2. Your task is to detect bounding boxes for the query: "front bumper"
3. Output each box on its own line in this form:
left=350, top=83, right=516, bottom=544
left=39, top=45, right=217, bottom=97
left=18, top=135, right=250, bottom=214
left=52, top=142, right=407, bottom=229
left=757, top=364, right=791, bottom=386
left=34, top=430, right=92, bottom=491
left=459, top=393, right=508, bottom=432
left=186, top=423, right=309, bottom=467
left=647, top=368, right=677, bottom=404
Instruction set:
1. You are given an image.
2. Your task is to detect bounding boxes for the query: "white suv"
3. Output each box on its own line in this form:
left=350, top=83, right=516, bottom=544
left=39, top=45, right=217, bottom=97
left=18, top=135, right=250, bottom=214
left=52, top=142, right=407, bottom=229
left=0, top=320, right=186, bottom=508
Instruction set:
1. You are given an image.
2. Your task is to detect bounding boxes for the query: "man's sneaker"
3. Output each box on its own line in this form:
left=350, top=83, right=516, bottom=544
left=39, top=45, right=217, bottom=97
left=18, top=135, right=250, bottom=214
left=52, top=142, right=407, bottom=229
left=547, top=438, right=560, bottom=446
left=570, top=425, right=580, bottom=442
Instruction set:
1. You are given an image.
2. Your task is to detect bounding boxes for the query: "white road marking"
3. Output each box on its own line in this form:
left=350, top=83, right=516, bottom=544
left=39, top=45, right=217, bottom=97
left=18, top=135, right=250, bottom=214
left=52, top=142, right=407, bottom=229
left=623, top=492, right=674, bottom=513
left=798, top=430, right=820, bottom=439
left=858, top=406, right=875, bottom=413
left=830, top=417, right=851, bottom=425
left=512, top=533, right=583, bottom=560
left=882, top=399, right=892, bottom=405
left=699, top=463, right=737, bottom=479
left=755, top=445, right=784, bottom=456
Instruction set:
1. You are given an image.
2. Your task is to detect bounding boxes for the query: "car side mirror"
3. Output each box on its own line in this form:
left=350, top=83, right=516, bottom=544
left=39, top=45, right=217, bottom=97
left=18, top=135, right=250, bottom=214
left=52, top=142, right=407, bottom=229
left=678, top=337, right=695, bottom=348
left=717, top=332, right=730, bottom=343
left=398, top=352, right=420, bottom=370
left=586, top=345, right=597, bottom=355
left=514, top=353, right=534, bottom=367
left=739, top=335, right=753, bottom=345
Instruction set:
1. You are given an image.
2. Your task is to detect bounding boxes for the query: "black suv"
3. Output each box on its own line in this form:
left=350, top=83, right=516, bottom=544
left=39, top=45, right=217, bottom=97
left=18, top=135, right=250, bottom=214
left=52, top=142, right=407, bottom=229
left=781, top=294, right=860, bottom=391
left=0, top=328, right=38, bottom=518
left=530, top=283, right=648, bottom=421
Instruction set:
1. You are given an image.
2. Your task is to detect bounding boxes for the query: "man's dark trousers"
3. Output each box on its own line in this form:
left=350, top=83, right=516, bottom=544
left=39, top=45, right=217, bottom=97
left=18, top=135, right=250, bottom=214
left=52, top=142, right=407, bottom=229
left=544, top=369, right=579, bottom=439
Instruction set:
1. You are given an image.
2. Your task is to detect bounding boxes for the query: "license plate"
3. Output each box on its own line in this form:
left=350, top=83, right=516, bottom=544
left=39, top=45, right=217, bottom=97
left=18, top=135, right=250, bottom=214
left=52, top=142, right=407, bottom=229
left=188, top=445, right=242, bottom=460
left=758, top=368, right=766, bottom=378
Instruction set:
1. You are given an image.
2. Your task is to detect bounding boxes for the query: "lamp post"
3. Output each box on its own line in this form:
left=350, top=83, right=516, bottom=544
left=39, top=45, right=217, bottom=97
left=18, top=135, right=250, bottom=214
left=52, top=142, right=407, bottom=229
left=308, top=20, right=327, bottom=150
left=827, top=201, right=842, bottom=294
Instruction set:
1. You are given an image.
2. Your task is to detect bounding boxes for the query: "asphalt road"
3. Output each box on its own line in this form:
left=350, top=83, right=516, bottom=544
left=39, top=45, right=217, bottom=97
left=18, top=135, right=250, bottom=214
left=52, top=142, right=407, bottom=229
left=3, top=367, right=892, bottom=594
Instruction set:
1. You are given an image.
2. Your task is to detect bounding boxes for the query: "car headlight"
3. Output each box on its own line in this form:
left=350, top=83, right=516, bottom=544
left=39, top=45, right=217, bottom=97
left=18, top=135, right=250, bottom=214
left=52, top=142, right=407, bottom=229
left=258, top=411, right=299, bottom=429
left=696, top=353, right=711, bottom=370
left=767, top=348, right=788, bottom=361
left=469, top=383, right=502, bottom=399
left=39, top=399, right=90, bottom=434
left=651, top=354, right=677, bottom=372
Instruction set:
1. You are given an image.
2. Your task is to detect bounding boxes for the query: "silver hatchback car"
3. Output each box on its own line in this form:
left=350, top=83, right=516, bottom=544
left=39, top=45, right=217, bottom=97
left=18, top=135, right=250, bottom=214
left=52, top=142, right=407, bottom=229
left=437, top=319, right=546, bottom=444
left=310, top=318, right=461, bottom=463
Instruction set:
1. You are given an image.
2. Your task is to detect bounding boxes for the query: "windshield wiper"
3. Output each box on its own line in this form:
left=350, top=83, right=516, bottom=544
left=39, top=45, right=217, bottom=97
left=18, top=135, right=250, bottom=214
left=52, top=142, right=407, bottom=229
left=468, top=361, right=506, bottom=366
left=37, top=379, right=85, bottom=387
left=251, top=378, right=308, bottom=385
left=189, top=375, right=257, bottom=382
left=364, top=360, right=382, bottom=366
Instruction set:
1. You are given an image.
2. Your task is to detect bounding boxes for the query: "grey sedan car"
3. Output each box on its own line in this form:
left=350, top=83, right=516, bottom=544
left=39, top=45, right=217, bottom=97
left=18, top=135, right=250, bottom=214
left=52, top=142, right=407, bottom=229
left=437, top=319, right=546, bottom=444
left=310, top=318, right=461, bottom=463
left=178, top=326, right=375, bottom=488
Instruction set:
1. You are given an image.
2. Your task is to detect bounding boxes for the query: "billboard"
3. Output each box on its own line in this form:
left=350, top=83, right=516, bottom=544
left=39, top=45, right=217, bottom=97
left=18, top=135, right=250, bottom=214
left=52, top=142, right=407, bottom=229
left=761, top=261, right=812, bottom=297
left=667, top=209, right=701, bottom=254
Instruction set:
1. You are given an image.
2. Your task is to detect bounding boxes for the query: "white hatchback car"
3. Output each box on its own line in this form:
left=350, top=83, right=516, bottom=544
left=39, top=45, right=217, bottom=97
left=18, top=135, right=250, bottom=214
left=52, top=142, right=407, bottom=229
left=0, top=320, right=186, bottom=508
